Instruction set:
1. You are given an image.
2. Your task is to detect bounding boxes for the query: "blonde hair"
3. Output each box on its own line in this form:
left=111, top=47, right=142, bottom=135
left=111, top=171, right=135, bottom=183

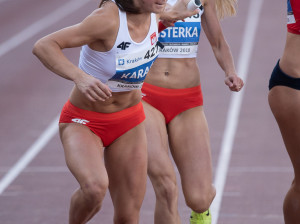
left=215, top=0, right=237, bottom=19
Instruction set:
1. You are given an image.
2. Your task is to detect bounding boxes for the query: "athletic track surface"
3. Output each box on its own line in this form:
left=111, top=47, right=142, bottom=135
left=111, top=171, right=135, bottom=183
left=0, top=0, right=291, bottom=223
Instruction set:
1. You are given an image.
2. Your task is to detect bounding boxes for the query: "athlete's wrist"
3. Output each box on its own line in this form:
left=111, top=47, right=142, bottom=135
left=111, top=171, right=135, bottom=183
left=160, top=10, right=176, bottom=22
left=72, top=70, right=87, bottom=85
left=225, top=71, right=237, bottom=78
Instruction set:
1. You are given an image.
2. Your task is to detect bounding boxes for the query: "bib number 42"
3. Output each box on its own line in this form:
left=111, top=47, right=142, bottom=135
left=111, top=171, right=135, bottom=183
left=144, top=45, right=159, bottom=59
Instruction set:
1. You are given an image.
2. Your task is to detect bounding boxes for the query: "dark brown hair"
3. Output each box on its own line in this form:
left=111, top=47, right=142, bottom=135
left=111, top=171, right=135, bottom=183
left=99, top=0, right=141, bottom=14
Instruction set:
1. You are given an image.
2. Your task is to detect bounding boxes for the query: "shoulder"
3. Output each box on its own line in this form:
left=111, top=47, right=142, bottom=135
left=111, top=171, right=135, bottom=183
left=92, top=1, right=119, bottom=21
left=80, top=1, right=120, bottom=40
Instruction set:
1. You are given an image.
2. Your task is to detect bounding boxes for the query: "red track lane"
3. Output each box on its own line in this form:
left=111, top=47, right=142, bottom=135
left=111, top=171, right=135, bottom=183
left=0, top=0, right=291, bottom=223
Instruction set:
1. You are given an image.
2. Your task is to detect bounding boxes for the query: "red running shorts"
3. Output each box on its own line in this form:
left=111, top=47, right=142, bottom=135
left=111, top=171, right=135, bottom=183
left=59, top=100, right=145, bottom=147
left=141, top=82, right=203, bottom=124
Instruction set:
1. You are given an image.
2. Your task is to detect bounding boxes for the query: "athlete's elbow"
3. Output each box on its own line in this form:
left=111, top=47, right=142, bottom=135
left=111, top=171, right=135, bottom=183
left=32, top=37, right=53, bottom=58
left=32, top=38, right=45, bottom=57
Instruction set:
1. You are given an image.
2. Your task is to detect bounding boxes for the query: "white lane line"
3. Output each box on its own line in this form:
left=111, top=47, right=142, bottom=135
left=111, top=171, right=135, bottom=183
left=0, top=166, right=69, bottom=173
left=229, top=166, right=293, bottom=173
left=0, top=0, right=92, bottom=195
left=0, top=116, right=59, bottom=194
left=0, top=0, right=92, bottom=58
left=210, top=0, right=264, bottom=223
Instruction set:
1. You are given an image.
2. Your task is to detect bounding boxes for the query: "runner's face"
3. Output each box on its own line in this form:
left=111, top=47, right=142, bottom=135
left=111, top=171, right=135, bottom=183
left=137, top=0, right=167, bottom=13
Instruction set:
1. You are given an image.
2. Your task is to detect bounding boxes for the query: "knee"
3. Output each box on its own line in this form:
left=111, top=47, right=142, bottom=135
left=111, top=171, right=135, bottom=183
left=114, top=204, right=141, bottom=224
left=114, top=216, right=137, bottom=224
left=113, top=199, right=143, bottom=224
left=186, top=185, right=216, bottom=213
left=81, top=179, right=108, bottom=207
left=186, top=195, right=211, bottom=213
left=153, top=175, right=178, bottom=203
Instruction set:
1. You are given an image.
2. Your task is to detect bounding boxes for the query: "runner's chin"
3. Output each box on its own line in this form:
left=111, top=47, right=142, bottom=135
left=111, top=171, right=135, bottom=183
left=154, top=3, right=165, bottom=13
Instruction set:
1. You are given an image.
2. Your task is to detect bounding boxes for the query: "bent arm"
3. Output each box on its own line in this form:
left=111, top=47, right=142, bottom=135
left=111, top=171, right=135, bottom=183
left=32, top=28, right=85, bottom=82
left=32, top=4, right=117, bottom=100
left=202, top=7, right=235, bottom=76
left=201, top=0, right=243, bottom=91
left=32, top=6, right=117, bottom=83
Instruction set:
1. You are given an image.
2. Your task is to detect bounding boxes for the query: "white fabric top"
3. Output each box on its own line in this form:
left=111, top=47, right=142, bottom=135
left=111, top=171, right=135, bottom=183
left=158, top=0, right=204, bottom=58
left=78, top=7, right=159, bottom=92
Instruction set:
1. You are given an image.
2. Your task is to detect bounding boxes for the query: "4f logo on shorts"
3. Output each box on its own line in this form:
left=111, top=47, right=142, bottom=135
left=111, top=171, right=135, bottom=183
left=150, top=32, right=157, bottom=45
left=117, top=42, right=131, bottom=50
left=71, top=118, right=89, bottom=124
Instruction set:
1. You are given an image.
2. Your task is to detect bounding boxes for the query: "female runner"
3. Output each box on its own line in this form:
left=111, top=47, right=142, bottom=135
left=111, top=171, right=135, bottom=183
left=32, top=0, right=197, bottom=223
left=142, top=0, right=244, bottom=223
left=268, top=1, right=300, bottom=223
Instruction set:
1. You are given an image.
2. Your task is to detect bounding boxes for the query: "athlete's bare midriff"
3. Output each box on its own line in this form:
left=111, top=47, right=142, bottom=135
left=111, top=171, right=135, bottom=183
left=144, top=58, right=201, bottom=89
left=280, top=32, right=300, bottom=78
left=69, top=86, right=141, bottom=113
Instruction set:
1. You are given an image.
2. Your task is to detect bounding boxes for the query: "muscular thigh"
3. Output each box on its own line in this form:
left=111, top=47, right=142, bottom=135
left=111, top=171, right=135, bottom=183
left=59, top=123, right=107, bottom=185
left=269, top=87, right=300, bottom=174
left=104, top=122, right=148, bottom=200
left=143, top=101, right=177, bottom=182
left=168, top=106, right=213, bottom=190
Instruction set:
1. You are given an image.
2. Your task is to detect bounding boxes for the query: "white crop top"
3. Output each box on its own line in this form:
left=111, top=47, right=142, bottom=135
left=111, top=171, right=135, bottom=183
left=78, top=7, right=159, bottom=92
left=158, top=0, right=204, bottom=58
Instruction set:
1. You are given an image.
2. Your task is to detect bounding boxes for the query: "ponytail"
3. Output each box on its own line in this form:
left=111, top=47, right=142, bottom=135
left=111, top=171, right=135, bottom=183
left=215, top=0, right=237, bottom=19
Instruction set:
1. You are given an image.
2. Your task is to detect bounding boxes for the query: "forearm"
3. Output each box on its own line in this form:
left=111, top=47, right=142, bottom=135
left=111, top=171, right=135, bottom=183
left=32, top=38, right=83, bottom=82
left=212, top=40, right=237, bottom=77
